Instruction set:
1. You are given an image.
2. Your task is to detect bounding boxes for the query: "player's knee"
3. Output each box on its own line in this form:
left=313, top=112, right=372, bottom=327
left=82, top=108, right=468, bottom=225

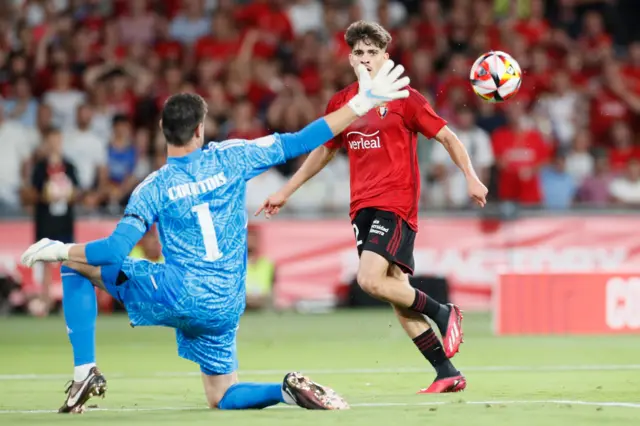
left=201, top=369, right=236, bottom=409
left=357, top=251, right=392, bottom=299
left=356, top=270, right=385, bottom=299
left=204, top=385, right=228, bottom=409
left=206, top=395, right=222, bottom=409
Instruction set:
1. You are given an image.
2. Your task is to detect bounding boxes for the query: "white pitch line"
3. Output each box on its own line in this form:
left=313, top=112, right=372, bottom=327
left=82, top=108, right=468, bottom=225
left=1, top=400, right=639, bottom=414
left=348, top=400, right=640, bottom=409
left=2, top=364, right=640, bottom=381
left=159, top=364, right=640, bottom=376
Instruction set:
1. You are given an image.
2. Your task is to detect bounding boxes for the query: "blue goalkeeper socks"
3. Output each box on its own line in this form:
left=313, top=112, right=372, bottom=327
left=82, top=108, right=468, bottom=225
left=61, top=266, right=97, bottom=374
left=218, top=383, right=285, bottom=410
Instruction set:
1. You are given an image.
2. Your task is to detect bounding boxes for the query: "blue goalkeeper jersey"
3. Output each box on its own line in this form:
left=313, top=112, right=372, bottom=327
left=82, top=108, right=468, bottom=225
left=119, top=135, right=286, bottom=303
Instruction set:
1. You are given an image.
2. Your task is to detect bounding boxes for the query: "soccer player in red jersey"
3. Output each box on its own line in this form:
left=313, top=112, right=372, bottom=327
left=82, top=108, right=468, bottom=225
left=256, top=21, right=488, bottom=393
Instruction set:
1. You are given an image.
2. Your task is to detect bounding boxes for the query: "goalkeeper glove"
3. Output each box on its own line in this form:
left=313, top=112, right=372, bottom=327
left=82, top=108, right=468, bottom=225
left=347, top=60, right=410, bottom=117
left=21, top=238, right=72, bottom=267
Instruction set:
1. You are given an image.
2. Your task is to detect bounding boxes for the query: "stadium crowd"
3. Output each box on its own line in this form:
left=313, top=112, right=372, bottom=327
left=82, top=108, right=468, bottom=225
left=1, top=0, right=640, bottom=216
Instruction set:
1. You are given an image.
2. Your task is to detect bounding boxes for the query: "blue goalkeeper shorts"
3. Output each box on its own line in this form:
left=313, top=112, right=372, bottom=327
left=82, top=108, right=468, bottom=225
left=101, top=257, right=240, bottom=375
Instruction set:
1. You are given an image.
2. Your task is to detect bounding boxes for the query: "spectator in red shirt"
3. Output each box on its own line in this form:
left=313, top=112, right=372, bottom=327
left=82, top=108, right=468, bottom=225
left=578, top=11, right=613, bottom=73
left=608, top=120, right=640, bottom=171
left=565, top=50, right=590, bottom=90
left=526, top=47, right=554, bottom=98
left=589, top=61, right=633, bottom=141
left=202, top=81, right=231, bottom=125
left=266, top=76, right=316, bottom=138
left=105, top=72, right=138, bottom=119
left=155, top=64, right=184, bottom=110
left=390, top=26, right=418, bottom=72
left=415, top=0, right=447, bottom=55
left=291, top=33, right=323, bottom=95
left=472, top=1, right=502, bottom=52
left=235, top=0, right=294, bottom=59
left=446, top=5, right=471, bottom=53
left=154, top=17, right=183, bottom=62
left=513, top=0, right=550, bottom=47
left=224, top=99, right=266, bottom=141
left=194, top=11, right=240, bottom=64
left=407, top=50, right=438, bottom=95
left=622, top=42, right=640, bottom=87
left=436, top=53, right=475, bottom=109
left=492, top=103, right=550, bottom=205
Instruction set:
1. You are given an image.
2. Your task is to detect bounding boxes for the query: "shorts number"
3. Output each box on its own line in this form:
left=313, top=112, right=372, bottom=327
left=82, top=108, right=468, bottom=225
left=192, top=203, right=222, bottom=261
left=353, top=224, right=363, bottom=247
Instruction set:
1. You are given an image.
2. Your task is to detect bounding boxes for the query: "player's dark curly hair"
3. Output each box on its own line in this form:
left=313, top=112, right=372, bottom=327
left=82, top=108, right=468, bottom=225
left=161, top=93, right=208, bottom=147
left=344, top=20, right=392, bottom=50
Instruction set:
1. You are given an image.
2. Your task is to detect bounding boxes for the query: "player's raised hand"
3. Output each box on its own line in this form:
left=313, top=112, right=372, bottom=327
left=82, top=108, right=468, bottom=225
left=348, top=59, right=410, bottom=116
left=467, top=176, right=489, bottom=208
left=254, top=192, right=288, bottom=219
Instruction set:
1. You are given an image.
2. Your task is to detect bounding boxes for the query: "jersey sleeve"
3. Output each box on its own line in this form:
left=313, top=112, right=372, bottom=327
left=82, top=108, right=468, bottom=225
left=323, top=95, right=343, bottom=150
left=212, top=135, right=286, bottom=181
left=120, top=171, right=160, bottom=234
left=404, top=89, right=447, bottom=139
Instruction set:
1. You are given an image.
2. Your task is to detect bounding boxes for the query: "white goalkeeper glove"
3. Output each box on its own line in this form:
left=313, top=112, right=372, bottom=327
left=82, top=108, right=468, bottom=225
left=20, top=238, right=72, bottom=267
left=347, top=59, right=410, bottom=117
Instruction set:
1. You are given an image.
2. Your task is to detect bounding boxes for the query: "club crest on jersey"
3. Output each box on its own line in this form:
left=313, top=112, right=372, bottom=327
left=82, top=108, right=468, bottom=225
left=377, top=105, right=388, bottom=118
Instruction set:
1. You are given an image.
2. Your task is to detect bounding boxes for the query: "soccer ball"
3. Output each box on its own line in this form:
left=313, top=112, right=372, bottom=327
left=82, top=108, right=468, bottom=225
left=469, top=51, right=522, bottom=102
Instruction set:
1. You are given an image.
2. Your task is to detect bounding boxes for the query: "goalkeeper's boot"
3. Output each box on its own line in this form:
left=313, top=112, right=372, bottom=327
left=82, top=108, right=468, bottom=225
left=58, top=367, right=107, bottom=413
left=282, top=372, right=350, bottom=410
left=441, top=304, right=464, bottom=358
left=417, top=374, right=467, bottom=394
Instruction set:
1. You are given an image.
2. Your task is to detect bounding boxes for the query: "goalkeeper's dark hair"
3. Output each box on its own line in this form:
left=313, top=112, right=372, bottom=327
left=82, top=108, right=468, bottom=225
left=161, top=93, right=208, bottom=147
left=345, top=21, right=392, bottom=51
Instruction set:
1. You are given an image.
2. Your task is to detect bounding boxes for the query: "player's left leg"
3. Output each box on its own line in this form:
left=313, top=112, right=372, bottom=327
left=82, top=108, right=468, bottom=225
left=387, top=265, right=466, bottom=393
left=57, top=260, right=108, bottom=413
left=186, top=328, right=349, bottom=410
left=58, top=257, right=164, bottom=412
left=201, top=370, right=349, bottom=410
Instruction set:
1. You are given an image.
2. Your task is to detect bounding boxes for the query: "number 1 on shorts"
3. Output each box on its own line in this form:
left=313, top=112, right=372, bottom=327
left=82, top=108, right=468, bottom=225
left=192, top=203, right=222, bottom=261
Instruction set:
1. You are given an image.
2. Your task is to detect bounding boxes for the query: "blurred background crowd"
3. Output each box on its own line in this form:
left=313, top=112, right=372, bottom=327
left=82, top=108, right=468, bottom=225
left=1, top=0, right=640, bottom=219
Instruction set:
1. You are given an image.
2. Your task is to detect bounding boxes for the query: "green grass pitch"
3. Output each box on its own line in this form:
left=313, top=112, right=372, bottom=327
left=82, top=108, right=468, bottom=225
left=1, top=310, right=639, bottom=425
